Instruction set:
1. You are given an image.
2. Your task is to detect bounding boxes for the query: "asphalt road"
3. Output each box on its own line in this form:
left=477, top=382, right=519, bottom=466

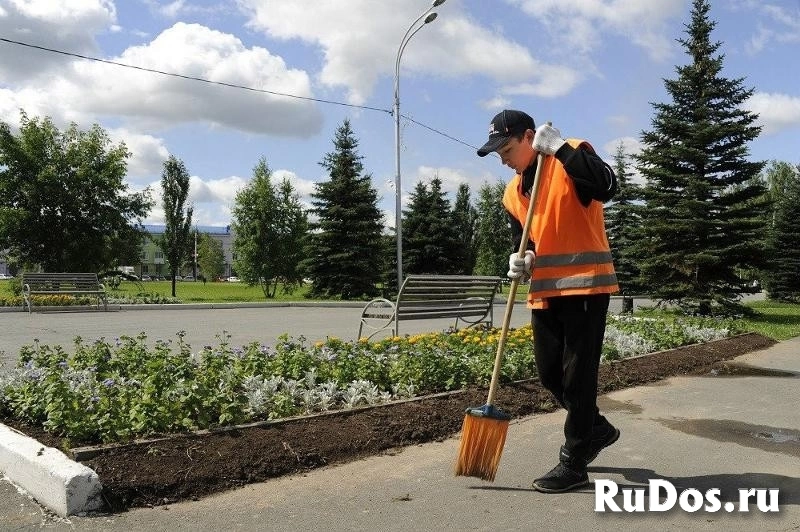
left=0, top=302, right=530, bottom=371
left=0, top=294, right=745, bottom=371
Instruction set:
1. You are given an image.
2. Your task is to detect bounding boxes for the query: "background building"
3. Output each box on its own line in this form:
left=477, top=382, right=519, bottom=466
left=0, top=252, right=11, bottom=277
left=137, top=225, right=235, bottom=279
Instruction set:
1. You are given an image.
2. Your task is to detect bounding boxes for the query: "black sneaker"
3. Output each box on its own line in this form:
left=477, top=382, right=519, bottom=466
left=587, top=425, right=620, bottom=464
left=532, top=463, right=589, bottom=493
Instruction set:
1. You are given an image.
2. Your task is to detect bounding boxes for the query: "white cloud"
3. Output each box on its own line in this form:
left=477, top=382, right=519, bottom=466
left=760, top=3, right=800, bottom=44
left=603, top=136, right=642, bottom=158
left=507, top=0, right=683, bottom=62
left=0, top=0, right=116, bottom=80
left=142, top=0, right=228, bottom=19
left=164, top=1, right=185, bottom=18
left=152, top=0, right=185, bottom=18
left=107, top=128, right=170, bottom=183
left=0, top=84, right=92, bottom=127
left=141, top=173, right=247, bottom=226
left=480, top=96, right=512, bottom=110
left=66, top=23, right=323, bottom=136
left=410, top=165, right=501, bottom=203
left=238, top=0, right=581, bottom=104
left=183, top=171, right=318, bottom=226
left=604, top=136, right=645, bottom=185
left=413, top=165, right=468, bottom=194
left=744, top=25, right=771, bottom=55
left=732, top=1, right=800, bottom=55
left=745, top=92, right=800, bottom=135
left=273, top=169, right=316, bottom=198
left=140, top=184, right=166, bottom=224
left=500, top=64, right=583, bottom=98
left=381, top=209, right=394, bottom=230
left=1, top=20, right=324, bottom=137
left=194, top=175, right=247, bottom=205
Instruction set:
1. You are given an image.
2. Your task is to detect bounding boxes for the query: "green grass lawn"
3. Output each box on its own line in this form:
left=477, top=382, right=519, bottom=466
left=111, top=280, right=314, bottom=302
left=739, top=300, right=800, bottom=340
left=0, top=278, right=314, bottom=303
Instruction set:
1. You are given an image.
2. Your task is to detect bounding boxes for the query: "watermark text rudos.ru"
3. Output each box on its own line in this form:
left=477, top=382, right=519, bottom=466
left=595, top=479, right=779, bottom=513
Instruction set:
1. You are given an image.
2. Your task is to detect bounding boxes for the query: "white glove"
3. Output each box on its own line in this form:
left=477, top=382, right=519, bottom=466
left=507, top=250, right=535, bottom=281
left=533, top=124, right=566, bottom=155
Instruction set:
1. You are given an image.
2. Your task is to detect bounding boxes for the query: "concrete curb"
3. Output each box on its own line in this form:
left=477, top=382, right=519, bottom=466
left=0, top=423, right=102, bottom=517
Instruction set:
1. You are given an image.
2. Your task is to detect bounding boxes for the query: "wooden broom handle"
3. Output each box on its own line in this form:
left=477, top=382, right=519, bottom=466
left=485, top=135, right=548, bottom=406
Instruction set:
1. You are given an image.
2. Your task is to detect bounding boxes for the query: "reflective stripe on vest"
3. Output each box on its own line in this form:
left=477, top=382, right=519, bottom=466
left=533, top=250, right=614, bottom=268
left=531, top=273, right=619, bottom=292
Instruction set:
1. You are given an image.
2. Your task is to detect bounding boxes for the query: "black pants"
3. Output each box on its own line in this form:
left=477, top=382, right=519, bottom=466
left=532, top=293, right=611, bottom=461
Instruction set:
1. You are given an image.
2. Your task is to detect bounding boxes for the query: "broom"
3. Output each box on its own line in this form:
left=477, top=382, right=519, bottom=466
left=454, top=148, right=546, bottom=482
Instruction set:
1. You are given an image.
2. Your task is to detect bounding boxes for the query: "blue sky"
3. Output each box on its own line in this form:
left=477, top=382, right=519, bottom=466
left=1, top=0, right=798, bottom=228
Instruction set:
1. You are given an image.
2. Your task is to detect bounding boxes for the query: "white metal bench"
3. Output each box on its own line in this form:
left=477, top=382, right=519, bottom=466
left=358, top=275, right=503, bottom=340
left=22, top=272, right=108, bottom=313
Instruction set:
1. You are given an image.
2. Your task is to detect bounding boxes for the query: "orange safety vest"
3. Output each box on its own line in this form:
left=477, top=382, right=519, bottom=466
left=502, top=139, right=619, bottom=309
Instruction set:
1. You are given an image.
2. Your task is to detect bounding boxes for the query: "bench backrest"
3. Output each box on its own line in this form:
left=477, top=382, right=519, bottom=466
left=395, top=275, right=502, bottom=321
left=22, top=272, right=102, bottom=291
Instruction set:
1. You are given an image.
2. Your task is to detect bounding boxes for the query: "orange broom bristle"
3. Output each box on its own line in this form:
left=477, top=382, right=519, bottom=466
left=453, top=412, right=510, bottom=482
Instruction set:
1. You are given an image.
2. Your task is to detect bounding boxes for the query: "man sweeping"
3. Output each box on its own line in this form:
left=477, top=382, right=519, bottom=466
left=476, top=110, right=620, bottom=493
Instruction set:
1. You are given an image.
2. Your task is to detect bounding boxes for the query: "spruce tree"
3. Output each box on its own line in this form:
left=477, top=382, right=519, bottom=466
left=452, top=183, right=478, bottom=275
left=402, top=177, right=459, bottom=274
left=302, top=120, right=384, bottom=299
left=473, top=182, right=509, bottom=279
left=402, top=180, right=434, bottom=275
left=379, top=232, right=398, bottom=296
left=763, top=160, right=797, bottom=221
left=634, top=0, right=767, bottom=316
left=763, top=164, right=800, bottom=301
left=605, top=142, right=644, bottom=306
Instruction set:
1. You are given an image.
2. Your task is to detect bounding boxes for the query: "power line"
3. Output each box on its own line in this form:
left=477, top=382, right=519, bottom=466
left=402, top=114, right=483, bottom=152
left=0, top=36, right=486, bottom=157
left=0, top=36, right=390, bottom=114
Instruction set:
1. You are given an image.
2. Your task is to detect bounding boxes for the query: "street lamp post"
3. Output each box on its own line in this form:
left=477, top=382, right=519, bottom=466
left=394, top=0, right=445, bottom=291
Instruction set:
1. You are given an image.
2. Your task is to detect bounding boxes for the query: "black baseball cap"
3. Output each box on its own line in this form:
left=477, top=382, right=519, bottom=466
left=476, top=110, right=535, bottom=157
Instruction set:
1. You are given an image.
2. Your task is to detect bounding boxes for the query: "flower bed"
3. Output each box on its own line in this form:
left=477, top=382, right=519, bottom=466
left=0, top=314, right=743, bottom=446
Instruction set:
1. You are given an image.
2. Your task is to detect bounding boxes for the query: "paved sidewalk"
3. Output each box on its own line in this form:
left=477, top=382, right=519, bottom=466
left=0, top=303, right=534, bottom=371
left=0, top=297, right=650, bottom=370
left=2, top=335, right=798, bottom=530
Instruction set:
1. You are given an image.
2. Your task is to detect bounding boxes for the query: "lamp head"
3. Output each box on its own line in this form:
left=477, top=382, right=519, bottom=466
left=432, top=0, right=446, bottom=6
left=424, top=13, right=438, bottom=23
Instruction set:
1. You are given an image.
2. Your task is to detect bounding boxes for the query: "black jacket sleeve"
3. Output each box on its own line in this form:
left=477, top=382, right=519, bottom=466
left=554, top=143, right=617, bottom=206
